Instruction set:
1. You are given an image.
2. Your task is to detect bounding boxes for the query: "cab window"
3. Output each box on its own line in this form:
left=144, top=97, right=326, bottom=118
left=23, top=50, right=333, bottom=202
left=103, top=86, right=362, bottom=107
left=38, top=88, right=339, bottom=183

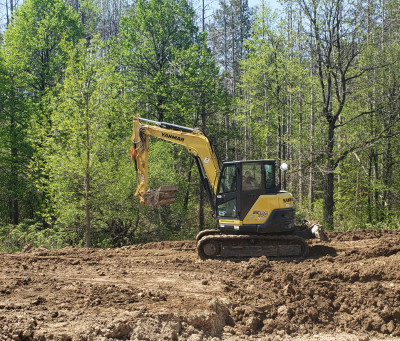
left=218, top=199, right=237, bottom=217
left=242, top=164, right=262, bottom=191
left=264, top=164, right=275, bottom=189
left=218, top=164, right=237, bottom=193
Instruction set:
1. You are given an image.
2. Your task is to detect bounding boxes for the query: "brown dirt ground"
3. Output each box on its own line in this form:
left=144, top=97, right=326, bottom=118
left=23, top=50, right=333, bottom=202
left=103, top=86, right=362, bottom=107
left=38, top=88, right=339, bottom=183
left=1, top=229, right=400, bottom=340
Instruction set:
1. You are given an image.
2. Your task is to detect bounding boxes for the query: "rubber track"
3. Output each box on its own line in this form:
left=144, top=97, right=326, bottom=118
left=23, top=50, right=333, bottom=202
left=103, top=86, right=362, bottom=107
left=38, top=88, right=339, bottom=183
left=197, top=234, right=309, bottom=261
left=195, top=229, right=219, bottom=245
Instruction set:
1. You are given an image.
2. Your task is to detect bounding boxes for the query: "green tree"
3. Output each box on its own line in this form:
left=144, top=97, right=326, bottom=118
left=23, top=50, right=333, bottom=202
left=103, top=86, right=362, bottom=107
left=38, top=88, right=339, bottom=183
left=333, top=0, right=400, bottom=228
left=208, top=0, right=253, bottom=95
left=292, top=0, right=372, bottom=228
left=119, top=0, right=229, bottom=233
left=208, top=0, right=253, bottom=159
left=169, top=41, right=230, bottom=229
left=2, top=0, right=83, bottom=225
left=47, top=37, right=131, bottom=246
left=4, top=0, right=83, bottom=97
left=119, top=0, right=199, bottom=122
left=238, top=3, right=310, bottom=168
left=47, top=37, right=132, bottom=247
left=0, top=51, right=34, bottom=225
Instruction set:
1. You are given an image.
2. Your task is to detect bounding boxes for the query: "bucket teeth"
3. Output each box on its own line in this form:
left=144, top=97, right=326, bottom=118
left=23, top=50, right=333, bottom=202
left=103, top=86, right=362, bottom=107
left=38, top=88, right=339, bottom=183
left=143, top=185, right=179, bottom=206
left=303, top=220, right=330, bottom=241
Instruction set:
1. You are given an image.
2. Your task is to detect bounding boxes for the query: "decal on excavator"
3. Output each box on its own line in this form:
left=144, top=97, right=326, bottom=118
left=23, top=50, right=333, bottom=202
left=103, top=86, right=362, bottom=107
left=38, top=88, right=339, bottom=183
left=253, top=210, right=269, bottom=217
left=161, top=132, right=185, bottom=141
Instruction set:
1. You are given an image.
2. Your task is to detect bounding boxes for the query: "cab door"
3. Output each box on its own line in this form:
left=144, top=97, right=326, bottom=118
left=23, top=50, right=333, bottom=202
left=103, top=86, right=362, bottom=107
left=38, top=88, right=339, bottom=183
left=239, top=161, right=276, bottom=220
left=216, top=163, right=239, bottom=219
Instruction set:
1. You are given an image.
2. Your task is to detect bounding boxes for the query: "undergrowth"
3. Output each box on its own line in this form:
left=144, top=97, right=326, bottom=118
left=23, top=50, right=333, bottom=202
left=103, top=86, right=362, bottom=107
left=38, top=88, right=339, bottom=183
left=2, top=215, right=399, bottom=253
left=0, top=220, right=76, bottom=252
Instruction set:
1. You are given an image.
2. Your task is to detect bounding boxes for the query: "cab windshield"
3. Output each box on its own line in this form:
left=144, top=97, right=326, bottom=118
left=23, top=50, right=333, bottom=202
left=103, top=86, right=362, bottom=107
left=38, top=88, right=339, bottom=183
left=241, top=162, right=275, bottom=191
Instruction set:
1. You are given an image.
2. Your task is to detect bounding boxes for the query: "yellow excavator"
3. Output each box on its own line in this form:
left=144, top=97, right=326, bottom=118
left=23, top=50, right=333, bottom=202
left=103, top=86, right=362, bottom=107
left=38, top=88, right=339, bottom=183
left=131, top=117, right=328, bottom=260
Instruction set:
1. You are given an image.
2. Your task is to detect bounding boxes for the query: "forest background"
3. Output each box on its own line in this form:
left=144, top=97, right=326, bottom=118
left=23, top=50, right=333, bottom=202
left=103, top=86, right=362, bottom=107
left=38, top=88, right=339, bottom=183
left=0, top=0, right=399, bottom=251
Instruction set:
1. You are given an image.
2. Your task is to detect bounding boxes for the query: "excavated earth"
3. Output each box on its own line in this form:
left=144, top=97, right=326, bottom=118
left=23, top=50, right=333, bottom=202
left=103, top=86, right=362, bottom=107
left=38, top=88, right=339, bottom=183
left=1, top=229, right=400, bottom=340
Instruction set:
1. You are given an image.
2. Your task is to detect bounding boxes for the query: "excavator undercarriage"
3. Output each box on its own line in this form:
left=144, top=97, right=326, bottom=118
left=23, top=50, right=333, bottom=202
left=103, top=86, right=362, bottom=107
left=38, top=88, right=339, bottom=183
left=196, top=220, right=328, bottom=261
left=197, top=233, right=309, bottom=260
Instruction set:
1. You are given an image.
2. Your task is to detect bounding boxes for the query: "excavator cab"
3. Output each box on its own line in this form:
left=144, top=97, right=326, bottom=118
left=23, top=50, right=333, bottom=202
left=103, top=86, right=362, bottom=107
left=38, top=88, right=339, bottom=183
left=216, top=160, right=278, bottom=220
left=196, top=159, right=306, bottom=259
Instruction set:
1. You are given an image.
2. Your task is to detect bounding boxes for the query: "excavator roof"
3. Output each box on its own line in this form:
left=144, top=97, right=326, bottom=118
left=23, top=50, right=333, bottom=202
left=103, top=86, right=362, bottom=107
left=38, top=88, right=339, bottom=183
left=222, top=159, right=277, bottom=165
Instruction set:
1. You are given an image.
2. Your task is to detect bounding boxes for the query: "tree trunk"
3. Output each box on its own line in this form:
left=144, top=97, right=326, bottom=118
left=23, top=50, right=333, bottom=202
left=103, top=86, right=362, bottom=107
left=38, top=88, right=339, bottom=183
left=6, top=0, right=14, bottom=26
left=85, top=121, right=91, bottom=248
left=198, top=95, right=207, bottom=231
left=298, top=96, right=303, bottom=209
left=183, top=159, right=194, bottom=211
left=10, top=112, right=19, bottom=225
left=323, top=119, right=335, bottom=229
left=199, top=185, right=204, bottom=231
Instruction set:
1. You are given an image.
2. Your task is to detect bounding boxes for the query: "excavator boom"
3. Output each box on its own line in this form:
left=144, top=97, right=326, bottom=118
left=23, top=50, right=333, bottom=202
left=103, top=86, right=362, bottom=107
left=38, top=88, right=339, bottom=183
left=131, top=117, right=220, bottom=206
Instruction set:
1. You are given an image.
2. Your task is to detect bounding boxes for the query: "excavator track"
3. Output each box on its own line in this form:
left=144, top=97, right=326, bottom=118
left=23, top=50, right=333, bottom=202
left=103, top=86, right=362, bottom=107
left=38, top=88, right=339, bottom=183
left=197, top=233, right=309, bottom=261
left=196, top=229, right=219, bottom=245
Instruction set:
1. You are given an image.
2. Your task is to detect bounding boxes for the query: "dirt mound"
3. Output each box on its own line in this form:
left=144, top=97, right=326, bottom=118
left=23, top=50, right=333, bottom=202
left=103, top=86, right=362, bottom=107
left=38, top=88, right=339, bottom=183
left=1, top=229, right=400, bottom=340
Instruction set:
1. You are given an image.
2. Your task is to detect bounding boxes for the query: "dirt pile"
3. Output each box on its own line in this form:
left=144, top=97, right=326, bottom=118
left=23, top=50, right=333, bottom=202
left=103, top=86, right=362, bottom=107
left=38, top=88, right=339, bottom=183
left=1, top=229, right=400, bottom=340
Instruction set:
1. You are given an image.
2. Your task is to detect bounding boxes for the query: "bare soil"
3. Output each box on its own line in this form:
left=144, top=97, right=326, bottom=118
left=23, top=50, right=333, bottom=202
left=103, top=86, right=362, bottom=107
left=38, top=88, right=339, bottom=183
left=1, top=229, right=400, bottom=340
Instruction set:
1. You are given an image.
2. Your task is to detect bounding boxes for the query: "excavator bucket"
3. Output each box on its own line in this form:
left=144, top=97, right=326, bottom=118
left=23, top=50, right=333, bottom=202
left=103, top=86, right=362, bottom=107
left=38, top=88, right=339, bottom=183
left=294, top=220, right=330, bottom=242
left=305, top=220, right=330, bottom=241
left=142, top=185, right=179, bottom=206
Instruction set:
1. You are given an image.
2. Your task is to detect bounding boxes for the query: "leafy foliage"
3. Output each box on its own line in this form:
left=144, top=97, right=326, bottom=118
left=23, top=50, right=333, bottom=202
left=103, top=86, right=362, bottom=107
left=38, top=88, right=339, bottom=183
left=1, top=0, right=400, bottom=251
left=0, top=220, right=76, bottom=252
left=119, top=0, right=200, bottom=122
left=47, top=37, right=132, bottom=246
left=3, top=0, right=83, bottom=93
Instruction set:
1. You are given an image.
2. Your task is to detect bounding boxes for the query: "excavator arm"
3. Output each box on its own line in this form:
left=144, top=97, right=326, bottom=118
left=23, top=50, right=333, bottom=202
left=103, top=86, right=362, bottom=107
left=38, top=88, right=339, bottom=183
left=131, top=117, right=220, bottom=207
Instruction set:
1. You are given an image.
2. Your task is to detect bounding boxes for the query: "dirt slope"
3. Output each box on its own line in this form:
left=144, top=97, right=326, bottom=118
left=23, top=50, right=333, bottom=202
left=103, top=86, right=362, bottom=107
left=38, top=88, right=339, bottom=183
left=1, top=229, right=400, bottom=340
